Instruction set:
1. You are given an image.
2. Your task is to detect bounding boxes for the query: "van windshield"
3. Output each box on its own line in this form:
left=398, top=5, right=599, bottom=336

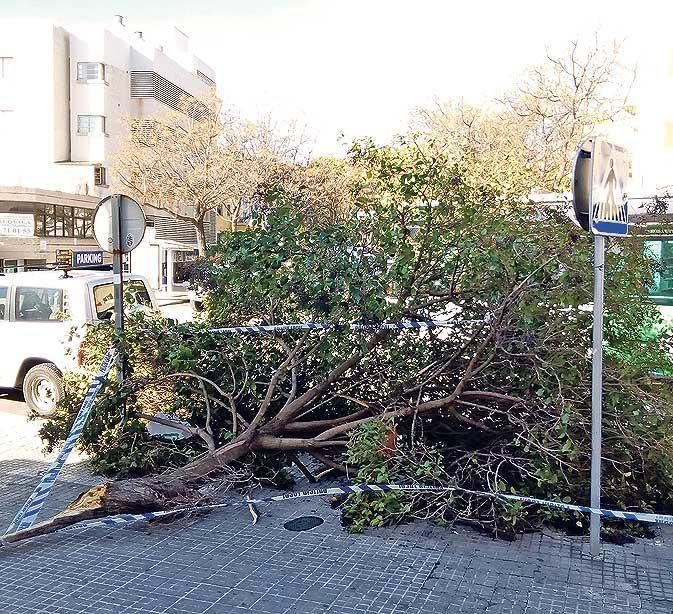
left=93, top=280, right=152, bottom=320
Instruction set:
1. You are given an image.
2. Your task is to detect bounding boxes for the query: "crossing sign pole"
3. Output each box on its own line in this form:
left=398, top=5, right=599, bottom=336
left=572, top=138, right=629, bottom=558
left=589, top=231, right=605, bottom=558
left=92, top=194, right=146, bottom=386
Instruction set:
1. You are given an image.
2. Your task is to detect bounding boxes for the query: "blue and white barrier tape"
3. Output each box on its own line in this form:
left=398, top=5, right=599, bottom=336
left=12, top=481, right=671, bottom=542
left=4, top=350, right=115, bottom=535
left=255, top=483, right=673, bottom=525
left=209, top=319, right=487, bottom=335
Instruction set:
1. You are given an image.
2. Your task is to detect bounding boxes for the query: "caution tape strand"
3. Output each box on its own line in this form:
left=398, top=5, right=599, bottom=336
left=208, top=318, right=488, bottom=335
left=3, top=350, right=115, bottom=535
left=19, top=482, right=672, bottom=542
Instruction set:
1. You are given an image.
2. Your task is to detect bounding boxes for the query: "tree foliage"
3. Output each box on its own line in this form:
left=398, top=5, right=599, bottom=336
left=35, top=137, right=673, bottom=542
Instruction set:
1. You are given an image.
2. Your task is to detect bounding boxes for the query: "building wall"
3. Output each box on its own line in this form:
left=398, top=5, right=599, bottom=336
left=0, top=18, right=217, bottom=283
left=0, top=18, right=216, bottom=199
left=0, top=187, right=100, bottom=265
left=53, top=26, right=71, bottom=163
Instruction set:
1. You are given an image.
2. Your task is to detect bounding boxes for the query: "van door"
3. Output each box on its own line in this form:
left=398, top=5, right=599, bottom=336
left=10, top=286, right=73, bottom=378
left=0, top=284, right=11, bottom=387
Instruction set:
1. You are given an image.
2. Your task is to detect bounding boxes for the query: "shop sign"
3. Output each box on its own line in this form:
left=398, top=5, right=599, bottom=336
left=0, top=213, right=34, bottom=237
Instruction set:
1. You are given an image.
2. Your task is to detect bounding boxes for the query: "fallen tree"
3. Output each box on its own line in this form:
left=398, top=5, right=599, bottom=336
left=27, top=139, right=673, bottom=542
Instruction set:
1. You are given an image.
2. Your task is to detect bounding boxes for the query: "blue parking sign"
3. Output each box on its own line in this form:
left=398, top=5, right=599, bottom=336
left=72, top=250, right=104, bottom=267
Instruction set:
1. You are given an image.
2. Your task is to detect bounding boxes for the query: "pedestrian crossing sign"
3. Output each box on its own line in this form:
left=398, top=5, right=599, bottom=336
left=590, top=139, right=629, bottom=237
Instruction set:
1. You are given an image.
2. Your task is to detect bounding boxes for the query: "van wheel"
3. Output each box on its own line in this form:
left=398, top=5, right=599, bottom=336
left=23, top=364, right=63, bottom=417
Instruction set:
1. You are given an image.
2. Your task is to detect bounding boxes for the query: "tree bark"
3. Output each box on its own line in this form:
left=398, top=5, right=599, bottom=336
left=195, top=219, right=208, bottom=256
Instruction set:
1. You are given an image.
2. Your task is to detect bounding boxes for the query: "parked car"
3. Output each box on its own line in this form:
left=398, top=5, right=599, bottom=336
left=0, top=270, right=157, bottom=415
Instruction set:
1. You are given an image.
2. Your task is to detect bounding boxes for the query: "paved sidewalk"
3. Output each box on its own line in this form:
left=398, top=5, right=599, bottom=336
left=1, top=412, right=672, bottom=613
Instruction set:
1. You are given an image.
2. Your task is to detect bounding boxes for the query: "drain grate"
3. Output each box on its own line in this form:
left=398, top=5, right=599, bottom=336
left=283, top=515, right=324, bottom=532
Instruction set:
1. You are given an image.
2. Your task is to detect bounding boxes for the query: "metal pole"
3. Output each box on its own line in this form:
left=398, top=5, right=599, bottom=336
left=590, top=233, right=605, bottom=557
left=111, top=195, right=124, bottom=384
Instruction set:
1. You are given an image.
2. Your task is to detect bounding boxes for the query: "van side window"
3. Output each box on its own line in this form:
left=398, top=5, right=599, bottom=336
left=93, top=280, right=151, bottom=320
left=15, top=287, right=68, bottom=321
left=0, top=287, right=6, bottom=320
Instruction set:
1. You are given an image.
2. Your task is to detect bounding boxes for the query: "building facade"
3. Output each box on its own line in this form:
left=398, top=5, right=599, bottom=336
left=0, top=16, right=216, bottom=289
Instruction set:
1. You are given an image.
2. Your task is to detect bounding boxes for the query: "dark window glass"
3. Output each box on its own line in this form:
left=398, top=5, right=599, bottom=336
left=74, top=208, right=93, bottom=238
left=0, top=286, right=6, bottom=320
left=32, top=204, right=92, bottom=238
left=63, top=207, right=73, bottom=237
left=34, top=214, right=44, bottom=236
left=2, top=260, right=17, bottom=273
left=82, top=209, right=93, bottom=238
left=44, top=204, right=55, bottom=236
left=54, top=205, right=64, bottom=237
left=15, top=287, right=67, bottom=321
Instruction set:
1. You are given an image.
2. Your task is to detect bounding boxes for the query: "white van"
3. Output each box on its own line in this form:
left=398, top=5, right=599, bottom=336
left=0, top=270, right=157, bottom=415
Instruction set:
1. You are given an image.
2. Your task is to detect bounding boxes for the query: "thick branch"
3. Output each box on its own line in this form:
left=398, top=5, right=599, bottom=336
left=283, top=408, right=370, bottom=433
left=265, top=330, right=391, bottom=429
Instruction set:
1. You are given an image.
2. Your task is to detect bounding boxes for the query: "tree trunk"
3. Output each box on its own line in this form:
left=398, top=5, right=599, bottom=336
left=195, top=220, right=208, bottom=256
left=229, top=201, right=242, bottom=233
left=2, top=438, right=256, bottom=544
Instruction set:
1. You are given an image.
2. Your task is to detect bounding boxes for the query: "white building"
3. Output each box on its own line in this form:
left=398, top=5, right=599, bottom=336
left=0, top=16, right=216, bottom=291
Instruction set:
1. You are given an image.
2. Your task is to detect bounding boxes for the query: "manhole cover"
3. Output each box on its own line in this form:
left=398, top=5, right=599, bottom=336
left=283, top=516, right=324, bottom=532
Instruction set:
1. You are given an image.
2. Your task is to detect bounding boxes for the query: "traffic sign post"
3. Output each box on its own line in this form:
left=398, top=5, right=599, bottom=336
left=572, top=138, right=629, bottom=558
left=110, top=195, right=124, bottom=336
left=590, top=232, right=605, bottom=558
left=92, top=194, right=146, bottom=385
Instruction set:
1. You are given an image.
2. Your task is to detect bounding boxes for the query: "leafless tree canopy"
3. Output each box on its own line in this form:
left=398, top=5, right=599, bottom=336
left=112, top=93, right=350, bottom=251
left=414, top=36, right=635, bottom=194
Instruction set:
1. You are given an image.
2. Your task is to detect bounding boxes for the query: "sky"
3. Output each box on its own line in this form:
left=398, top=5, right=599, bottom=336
left=0, top=0, right=671, bottom=157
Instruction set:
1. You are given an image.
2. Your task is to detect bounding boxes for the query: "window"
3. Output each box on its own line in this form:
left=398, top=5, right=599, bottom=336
left=93, top=280, right=151, bottom=320
left=74, top=207, right=93, bottom=237
left=196, top=70, right=215, bottom=88
left=15, top=287, right=67, bottom=321
left=24, top=259, right=47, bottom=271
left=94, top=166, right=107, bottom=186
left=34, top=204, right=92, bottom=238
left=1, top=259, right=17, bottom=273
left=77, top=62, right=105, bottom=81
left=0, top=286, right=6, bottom=320
left=54, top=205, right=65, bottom=236
left=646, top=239, right=673, bottom=306
left=130, top=71, right=207, bottom=118
left=77, top=115, right=105, bottom=134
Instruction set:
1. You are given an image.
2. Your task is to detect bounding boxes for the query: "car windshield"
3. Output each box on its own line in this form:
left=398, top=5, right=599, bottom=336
left=93, top=280, right=152, bottom=320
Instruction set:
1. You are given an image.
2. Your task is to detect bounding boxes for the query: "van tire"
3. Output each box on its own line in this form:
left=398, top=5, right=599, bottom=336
left=22, top=364, right=63, bottom=417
